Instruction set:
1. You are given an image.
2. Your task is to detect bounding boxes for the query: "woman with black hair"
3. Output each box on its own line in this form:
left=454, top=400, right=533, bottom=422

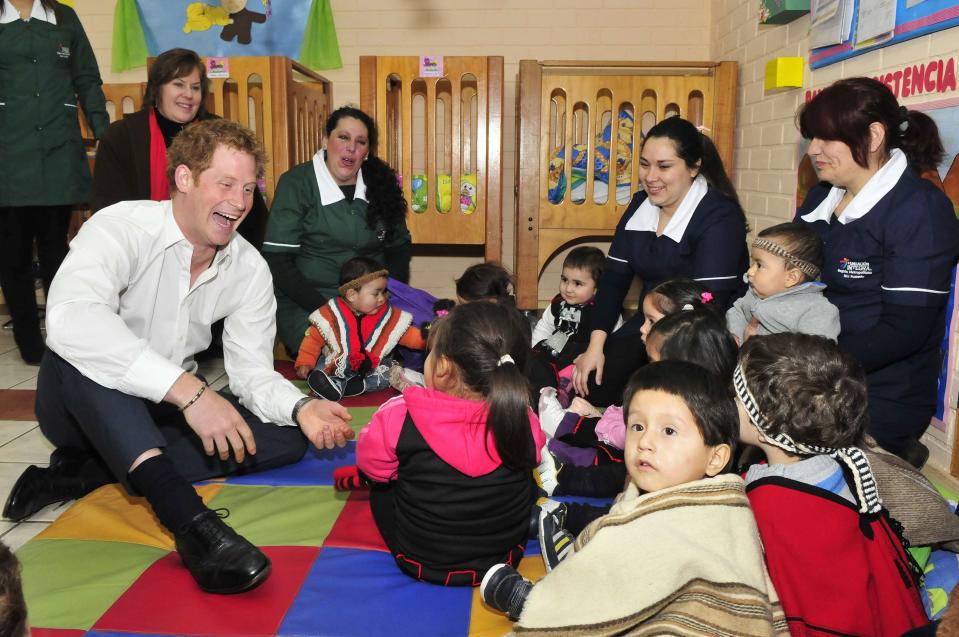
left=0, top=0, right=108, bottom=364
left=263, top=106, right=411, bottom=355
left=572, top=117, right=749, bottom=405
left=796, top=77, right=959, bottom=468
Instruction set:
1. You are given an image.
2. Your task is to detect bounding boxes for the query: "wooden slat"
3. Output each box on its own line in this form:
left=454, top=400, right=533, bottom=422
left=515, top=60, right=543, bottom=309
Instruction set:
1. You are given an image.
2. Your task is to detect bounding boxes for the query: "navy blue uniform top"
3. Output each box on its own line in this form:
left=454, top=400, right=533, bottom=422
left=594, top=185, right=749, bottom=335
left=797, top=167, right=959, bottom=427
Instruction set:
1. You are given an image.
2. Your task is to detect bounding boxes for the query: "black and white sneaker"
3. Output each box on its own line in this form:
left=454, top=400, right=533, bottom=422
left=480, top=563, right=533, bottom=620
left=307, top=370, right=344, bottom=401
left=539, top=503, right=574, bottom=572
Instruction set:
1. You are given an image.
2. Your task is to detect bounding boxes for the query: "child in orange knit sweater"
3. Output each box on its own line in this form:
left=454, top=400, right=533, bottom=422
left=295, top=257, right=426, bottom=401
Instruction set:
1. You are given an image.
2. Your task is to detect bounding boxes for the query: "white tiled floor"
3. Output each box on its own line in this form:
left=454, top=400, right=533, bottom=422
left=0, top=314, right=228, bottom=551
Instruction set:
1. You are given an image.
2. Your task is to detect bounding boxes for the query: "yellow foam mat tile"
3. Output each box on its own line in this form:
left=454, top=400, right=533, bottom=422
left=468, top=555, right=546, bottom=637
left=37, top=482, right=224, bottom=550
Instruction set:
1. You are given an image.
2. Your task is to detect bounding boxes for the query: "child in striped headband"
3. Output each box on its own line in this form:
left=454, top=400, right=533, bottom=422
left=726, top=222, right=840, bottom=345
left=734, top=333, right=928, bottom=634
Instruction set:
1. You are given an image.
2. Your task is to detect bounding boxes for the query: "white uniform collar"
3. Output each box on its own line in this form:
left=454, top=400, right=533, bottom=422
left=0, top=0, right=56, bottom=24
left=623, top=174, right=708, bottom=242
left=800, top=148, right=908, bottom=225
left=312, top=150, right=368, bottom=204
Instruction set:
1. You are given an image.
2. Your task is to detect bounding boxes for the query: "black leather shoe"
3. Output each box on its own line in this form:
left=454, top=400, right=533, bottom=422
left=3, top=464, right=88, bottom=522
left=307, top=370, right=343, bottom=401
left=174, top=509, right=271, bottom=594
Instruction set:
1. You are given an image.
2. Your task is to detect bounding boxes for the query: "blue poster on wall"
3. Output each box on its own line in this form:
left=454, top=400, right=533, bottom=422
left=135, top=0, right=311, bottom=59
left=810, top=0, right=959, bottom=70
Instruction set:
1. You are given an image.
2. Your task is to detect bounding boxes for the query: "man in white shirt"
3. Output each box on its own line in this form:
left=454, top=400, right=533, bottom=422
left=2, top=119, right=354, bottom=594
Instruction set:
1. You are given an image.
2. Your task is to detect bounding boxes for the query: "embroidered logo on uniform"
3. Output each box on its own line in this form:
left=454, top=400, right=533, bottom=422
left=837, top=257, right=872, bottom=279
left=57, top=44, right=70, bottom=59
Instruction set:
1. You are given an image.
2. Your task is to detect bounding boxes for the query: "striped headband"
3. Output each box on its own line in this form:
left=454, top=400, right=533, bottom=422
left=732, top=364, right=881, bottom=514
left=339, top=269, right=389, bottom=296
left=752, top=238, right=821, bottom=279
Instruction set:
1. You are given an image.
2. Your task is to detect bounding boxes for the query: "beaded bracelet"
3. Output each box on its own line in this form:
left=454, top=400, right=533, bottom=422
left=179, top=382, right=208, bottom=412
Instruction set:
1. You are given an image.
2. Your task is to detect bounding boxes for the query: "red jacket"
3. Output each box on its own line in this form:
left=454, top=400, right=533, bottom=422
left=747, top=476, right=927, bottom=637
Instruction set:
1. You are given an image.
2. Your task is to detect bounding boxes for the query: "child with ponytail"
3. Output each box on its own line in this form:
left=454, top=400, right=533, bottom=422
left=355, top=301, right=546, bottom=586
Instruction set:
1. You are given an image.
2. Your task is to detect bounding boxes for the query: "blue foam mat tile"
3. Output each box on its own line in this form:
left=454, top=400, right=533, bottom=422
left=222, top=443, right=357, bottom=486
left=278, top=547, right=473, bottom=637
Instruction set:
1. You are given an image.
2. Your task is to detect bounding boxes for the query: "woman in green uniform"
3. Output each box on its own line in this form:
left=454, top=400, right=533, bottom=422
left=263, top=106, right=411, bottom=355
left=0, top=0, right=108, bottom=363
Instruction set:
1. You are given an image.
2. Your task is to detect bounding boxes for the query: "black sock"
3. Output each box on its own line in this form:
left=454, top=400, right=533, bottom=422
left=128, top=454, right=207, bottom=533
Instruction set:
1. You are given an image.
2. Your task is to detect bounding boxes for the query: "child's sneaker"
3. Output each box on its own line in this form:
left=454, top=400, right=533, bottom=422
left=539, top=504, right=575, bottom=572
left=535, top=445, right=561, bottom=496
left=480, top=563, right=533, bottom=620
left=527, top=496, right=566, bottom=539
left=538, top=387, right=566, bottom=438
left=307, top=370, right=343, bottom=401
left=388, top=362, right=425, bottom=392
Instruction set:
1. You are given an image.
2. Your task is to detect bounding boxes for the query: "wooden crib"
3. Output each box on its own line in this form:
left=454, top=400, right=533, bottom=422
left=81, top=56, right=332, bottom=201
left=514, top=60, right=738, bottom=309
left=359, top=56, right=504, bottom=261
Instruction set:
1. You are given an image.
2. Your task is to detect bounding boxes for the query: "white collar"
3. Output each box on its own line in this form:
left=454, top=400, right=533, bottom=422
left=800, top=148, right=908, bottom=225
left=312, top=150, right=368, bottom=204
left=623, top=175, right=708, bottom=242
left=0, top=0, right=55, bottom=24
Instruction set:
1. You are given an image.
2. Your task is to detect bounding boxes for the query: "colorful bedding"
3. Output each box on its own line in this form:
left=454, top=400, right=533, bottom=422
left=548, top=109, right=636, bottom=205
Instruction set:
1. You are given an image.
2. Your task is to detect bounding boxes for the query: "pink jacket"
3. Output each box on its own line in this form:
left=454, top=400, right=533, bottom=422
left=357, top=386, right=546, bottom=482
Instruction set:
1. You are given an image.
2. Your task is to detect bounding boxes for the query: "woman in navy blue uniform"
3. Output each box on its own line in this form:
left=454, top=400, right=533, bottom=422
left=572, top=117, right=749, bottom=405
left=797, top=77, right=959, bottom=468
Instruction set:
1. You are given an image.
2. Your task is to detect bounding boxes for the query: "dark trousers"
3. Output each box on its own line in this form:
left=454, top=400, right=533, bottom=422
left=583, top=329, right=648, bottom=407
left=36, top=351, right=308, bottom=493
left=0, top=205, right=72, bottom=362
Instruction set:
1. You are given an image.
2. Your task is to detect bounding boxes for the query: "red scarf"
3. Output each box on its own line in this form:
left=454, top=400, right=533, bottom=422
left=336, top=297, right=389, bottom=372
left=148, top=108, right=170, bottom=201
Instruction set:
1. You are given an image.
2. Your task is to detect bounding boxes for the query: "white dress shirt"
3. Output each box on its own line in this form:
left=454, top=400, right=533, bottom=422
left=45, top=200, right=304, bottom=425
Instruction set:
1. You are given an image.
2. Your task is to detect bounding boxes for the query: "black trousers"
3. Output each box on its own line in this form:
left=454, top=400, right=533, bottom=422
left=583, top=329, right=648, bottom=408
left=36, top=351, right=308, bottom=492
left=0, top=205, right=71, bottom=362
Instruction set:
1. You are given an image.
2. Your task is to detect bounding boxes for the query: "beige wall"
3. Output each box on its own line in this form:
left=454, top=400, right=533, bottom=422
left=75, top=0, right=713, bottom=301
left=711, top=0, right=959, bottom=473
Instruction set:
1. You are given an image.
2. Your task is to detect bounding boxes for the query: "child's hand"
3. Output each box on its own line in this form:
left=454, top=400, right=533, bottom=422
left=295, top=365, right=311, bottom=379
left=297, top=399, right=354, bottom=449
left=569, top=397, right=601, bottom=418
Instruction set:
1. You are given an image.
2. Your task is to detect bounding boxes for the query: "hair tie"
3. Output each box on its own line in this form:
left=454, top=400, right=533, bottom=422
left=681, top=303, right=694, bottom=311
left=700, top=291, right=713, bottom=303
left=899, top=106, right=910, bottom=133
left=696, top=125, right=711, bottom=133
left=435, top=309, right=449, bottom=317
left=497, top=354, right=514, bottom=367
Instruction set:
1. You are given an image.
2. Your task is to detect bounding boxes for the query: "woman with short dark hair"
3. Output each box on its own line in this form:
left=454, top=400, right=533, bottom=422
left=91, top=48, right=269, bottom=247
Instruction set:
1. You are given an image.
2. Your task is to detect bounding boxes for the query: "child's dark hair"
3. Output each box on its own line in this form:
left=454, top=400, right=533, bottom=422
left=622, top=360, right=737, bottom=449
left=757, top=222, right=824, bottom=283
left=739, top=333, right=868, bottom=448
left=428, top=302, right=536, bottom=470
left=562, top=246, right=605, bottom=285
left=455, top=262, right=516, bottom=305
left=0, top=541, right=26, bottom=637
left=646, top=279, right=719, bottom=316
left=339, top=256, right=386, bottom=287
left=648, top=309, right=738, bottom=381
